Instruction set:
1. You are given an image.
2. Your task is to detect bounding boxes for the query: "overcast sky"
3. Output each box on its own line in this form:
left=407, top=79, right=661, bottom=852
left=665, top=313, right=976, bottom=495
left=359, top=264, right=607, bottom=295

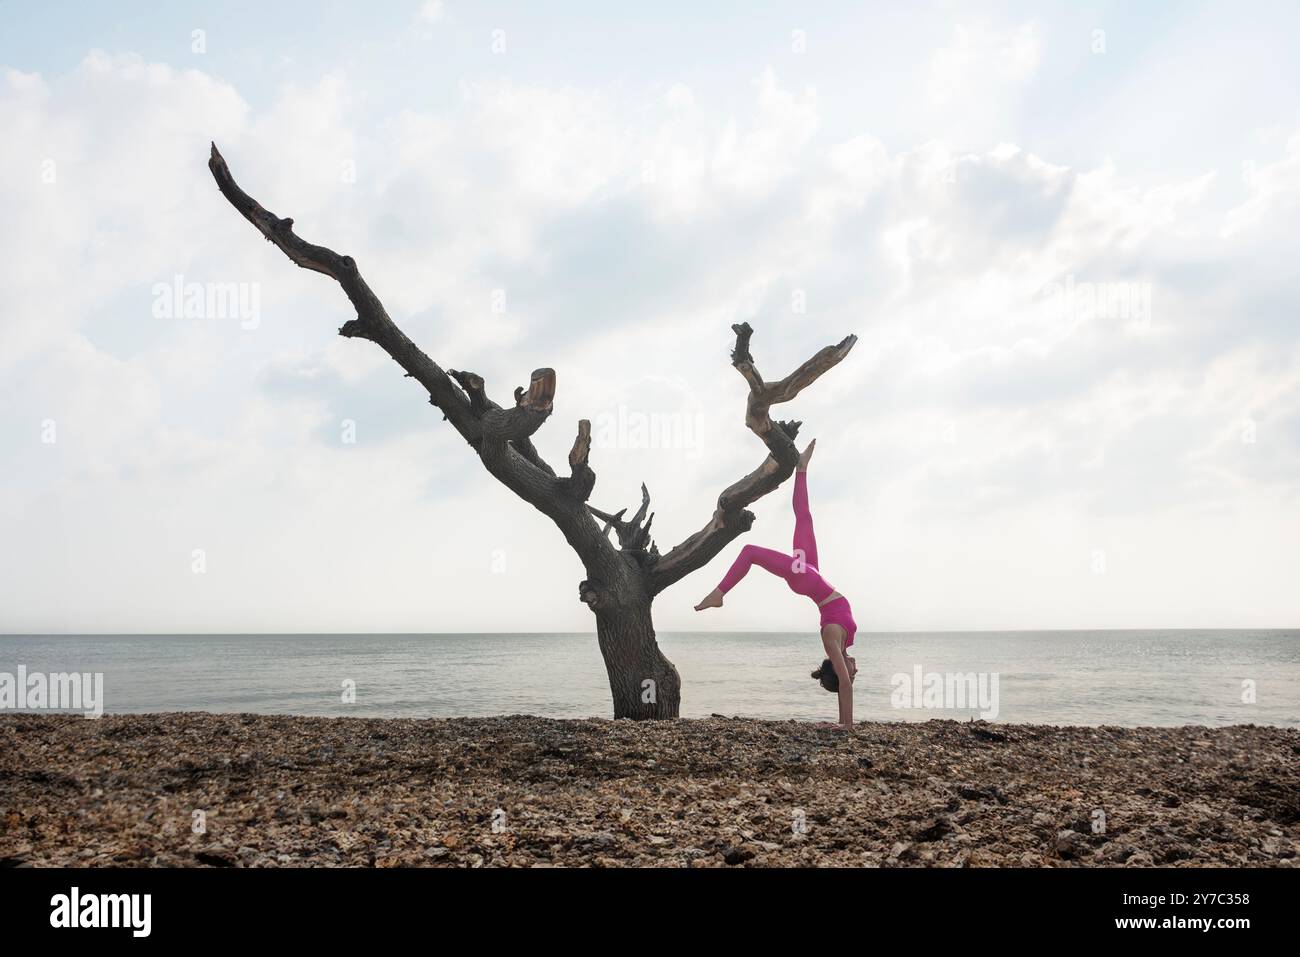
left=2, top=1, right=1298, bottom=634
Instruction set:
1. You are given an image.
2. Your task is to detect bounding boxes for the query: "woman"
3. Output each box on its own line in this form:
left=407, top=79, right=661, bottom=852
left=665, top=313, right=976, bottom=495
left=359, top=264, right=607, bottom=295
left=694, top=439, right=858, bottom=729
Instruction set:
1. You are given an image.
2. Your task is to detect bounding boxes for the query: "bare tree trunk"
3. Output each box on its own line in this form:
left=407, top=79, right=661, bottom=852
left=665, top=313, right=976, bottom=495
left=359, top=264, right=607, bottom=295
left=207, top=144, right=854, bottom=720
left=595, top=602, right=681, bottom=719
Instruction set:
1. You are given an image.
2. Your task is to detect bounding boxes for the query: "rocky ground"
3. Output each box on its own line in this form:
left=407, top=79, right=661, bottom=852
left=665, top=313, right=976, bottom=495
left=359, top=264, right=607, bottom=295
left=1, top=713, right=1296, bottom=867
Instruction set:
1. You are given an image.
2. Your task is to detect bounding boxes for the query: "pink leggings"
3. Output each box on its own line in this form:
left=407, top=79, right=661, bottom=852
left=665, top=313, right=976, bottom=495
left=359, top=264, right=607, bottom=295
left=715, top=471, right=856, bottom=647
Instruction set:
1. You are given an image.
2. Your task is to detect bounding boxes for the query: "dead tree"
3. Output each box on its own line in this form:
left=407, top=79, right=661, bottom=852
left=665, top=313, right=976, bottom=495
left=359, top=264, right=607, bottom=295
left=208, top=143, right=856, bottom=719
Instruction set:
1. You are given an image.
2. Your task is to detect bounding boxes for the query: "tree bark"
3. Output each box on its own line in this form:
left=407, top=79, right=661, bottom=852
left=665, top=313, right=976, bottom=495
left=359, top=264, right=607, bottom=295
left=595, top=602, right=681, bottom=719
left=207, top=144, right=854, bottom=720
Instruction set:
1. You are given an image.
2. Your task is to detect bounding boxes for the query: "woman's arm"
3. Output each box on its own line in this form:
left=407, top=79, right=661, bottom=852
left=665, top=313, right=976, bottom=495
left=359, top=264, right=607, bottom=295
left=836, top=666, right=853, bottom=729
left=822, top=627, right=854, bottom=730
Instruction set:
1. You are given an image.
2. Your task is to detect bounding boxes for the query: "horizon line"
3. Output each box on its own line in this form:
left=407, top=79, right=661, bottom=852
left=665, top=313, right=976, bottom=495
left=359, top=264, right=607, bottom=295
left=2, top=627, right=1297, bottom=638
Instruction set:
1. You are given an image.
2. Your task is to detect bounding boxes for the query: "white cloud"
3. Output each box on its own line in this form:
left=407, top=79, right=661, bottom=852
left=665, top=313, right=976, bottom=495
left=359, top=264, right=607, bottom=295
left=416, top=1, right=445, bottom=24
left=1223, top=132, right=1300, bottom=237
left=927, top=21, right=1041, bottom=107
left=2, top=40, right=1298, bottom=633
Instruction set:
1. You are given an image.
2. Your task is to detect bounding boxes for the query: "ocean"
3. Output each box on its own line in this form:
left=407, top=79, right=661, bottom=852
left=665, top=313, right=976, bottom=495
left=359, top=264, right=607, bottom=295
left=0, top=630, right=1296, bottom=727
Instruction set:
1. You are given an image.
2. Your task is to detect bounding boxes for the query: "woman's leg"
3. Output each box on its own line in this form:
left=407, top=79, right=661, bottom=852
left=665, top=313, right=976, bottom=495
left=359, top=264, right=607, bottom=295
left=696, top=543, right=799, bottom=610
left=697, top=441, right=818, bottom=612
left=792, top=470, right=819, bottom=571
left=717, top=544, right=800, bottom=594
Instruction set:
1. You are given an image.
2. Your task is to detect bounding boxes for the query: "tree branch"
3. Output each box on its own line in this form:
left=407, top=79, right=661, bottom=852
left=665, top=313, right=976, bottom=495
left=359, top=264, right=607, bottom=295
left=208, top=143, right=613, bottom=567
left=589, top=482, right=658, bottom=561
left=558, top=419, right=596, bottom=502
left=649, top=322, right=856, bottom=594
left=208, top=142, right=482, bottom=447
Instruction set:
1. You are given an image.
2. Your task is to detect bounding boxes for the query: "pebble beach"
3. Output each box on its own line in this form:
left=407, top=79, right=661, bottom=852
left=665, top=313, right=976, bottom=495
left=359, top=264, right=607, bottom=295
left=1, top=713, right=1296, bottom=868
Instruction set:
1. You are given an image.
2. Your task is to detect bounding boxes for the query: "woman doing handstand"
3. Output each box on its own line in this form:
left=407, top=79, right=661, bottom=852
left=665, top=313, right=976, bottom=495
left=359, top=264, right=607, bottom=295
left=694, top=440, right=858, bottom=729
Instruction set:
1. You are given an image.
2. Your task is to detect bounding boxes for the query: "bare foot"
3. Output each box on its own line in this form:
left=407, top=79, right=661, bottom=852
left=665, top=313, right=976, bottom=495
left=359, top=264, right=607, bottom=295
left=797, top=438, right=816, bottom=472
left=694, top=588, right=724, bottom=611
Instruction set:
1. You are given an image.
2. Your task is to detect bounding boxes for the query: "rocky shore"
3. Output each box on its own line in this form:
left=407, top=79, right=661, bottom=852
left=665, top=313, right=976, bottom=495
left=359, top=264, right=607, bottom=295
left=1, top=713, right=1296, bottom=867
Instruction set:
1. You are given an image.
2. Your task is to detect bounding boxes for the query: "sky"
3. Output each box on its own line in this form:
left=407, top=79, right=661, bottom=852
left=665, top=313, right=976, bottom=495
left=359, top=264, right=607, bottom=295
left=1, top=1, right=1298, bottom=634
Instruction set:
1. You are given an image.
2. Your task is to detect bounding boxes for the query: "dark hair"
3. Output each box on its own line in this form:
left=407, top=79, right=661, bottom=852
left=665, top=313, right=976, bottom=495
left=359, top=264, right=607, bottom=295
left=810, top=658, right=838, bottom=693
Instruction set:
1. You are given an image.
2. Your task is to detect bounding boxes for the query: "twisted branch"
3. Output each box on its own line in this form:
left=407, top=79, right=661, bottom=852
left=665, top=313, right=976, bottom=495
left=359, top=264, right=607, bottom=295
left=649, top=322, right=856, bottom=594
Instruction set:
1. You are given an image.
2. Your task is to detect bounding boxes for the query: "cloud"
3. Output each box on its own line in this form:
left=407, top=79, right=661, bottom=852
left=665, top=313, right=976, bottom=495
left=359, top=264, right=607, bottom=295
left=1223, top=132, right=1300, bottom=237
left=416, top=1, right=445, bottom=25
left=2, top=39, right=1299, bottom=633
left=927, top=21, right=1041, bottom=107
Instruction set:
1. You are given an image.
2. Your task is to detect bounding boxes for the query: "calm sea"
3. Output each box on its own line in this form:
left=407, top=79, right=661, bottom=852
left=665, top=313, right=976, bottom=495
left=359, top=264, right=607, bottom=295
left=0, top=630, right=1296, bottom=727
